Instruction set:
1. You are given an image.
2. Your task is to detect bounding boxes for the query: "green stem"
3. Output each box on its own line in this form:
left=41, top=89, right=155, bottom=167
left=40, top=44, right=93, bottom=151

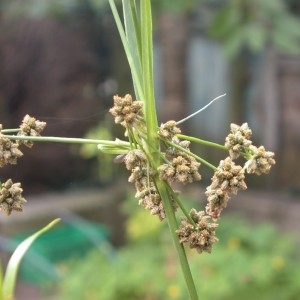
left=155, top=180, right=199, bottom=300
left=0, top=129, right=20, bottom=133
left=164, top=139, right=218, bottom=171
left=140, top=0, right=158, bottom=148
left=108, top=0, right=144, bottom=101
left=3, top=135, right=129, bottom=147
left=166, top=184, right=196, bottom=226
left=177, top=134, right=227, bottom=151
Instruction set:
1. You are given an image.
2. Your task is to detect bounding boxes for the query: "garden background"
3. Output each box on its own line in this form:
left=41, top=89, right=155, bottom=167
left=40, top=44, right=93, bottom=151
left=0, top=0, right=300, bottom=299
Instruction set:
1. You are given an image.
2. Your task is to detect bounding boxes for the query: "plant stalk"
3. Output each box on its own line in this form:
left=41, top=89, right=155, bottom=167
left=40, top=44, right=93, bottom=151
left=3, top=135, right=130, bottom=147
left=156, top=180, right=199, bottom=300
left=177, top=134, right=227, bottom=151
left=164, top=139, right=217, bottom=171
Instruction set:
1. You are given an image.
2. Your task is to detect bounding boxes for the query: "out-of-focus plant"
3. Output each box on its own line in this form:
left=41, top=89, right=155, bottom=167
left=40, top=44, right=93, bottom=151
left=79, top=121, right=115, bottom=184
left=0, top=0, right=107, bottom=19
left=0, top=219, right=60, bottom=300
left=208, top=0, right=300, bottom=57
left=58, top=211, right=300, bottom=300
left=152, top=0, right=195, bottom=13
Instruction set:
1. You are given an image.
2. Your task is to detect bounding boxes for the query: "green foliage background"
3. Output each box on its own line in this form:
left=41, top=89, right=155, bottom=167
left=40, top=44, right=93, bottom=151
left=58, top=199, right=300, bottom=300
left=208, top=0, right=300, bottom=57
left=3, top=0, right=300, bottom=59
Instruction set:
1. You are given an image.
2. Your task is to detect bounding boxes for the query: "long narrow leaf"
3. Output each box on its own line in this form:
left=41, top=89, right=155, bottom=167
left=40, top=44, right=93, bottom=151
left=129, top=0, right=142, bottom=60
left=108, top=0, right=144, bottom=100
left=2, top=219, right=60, bottom=300
left=140, top=0, right=158, bottom=140
left=123, top=0, right=143, bottom=99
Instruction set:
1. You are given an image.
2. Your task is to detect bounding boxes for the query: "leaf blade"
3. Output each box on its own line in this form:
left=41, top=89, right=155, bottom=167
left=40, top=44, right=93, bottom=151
left=2, top=218, right=60, bottom=300
left=123, top=0, right=143, bottom=99
left=109, top=0, right=144, bottom=100
left=140, top=0, right=158, bottom=140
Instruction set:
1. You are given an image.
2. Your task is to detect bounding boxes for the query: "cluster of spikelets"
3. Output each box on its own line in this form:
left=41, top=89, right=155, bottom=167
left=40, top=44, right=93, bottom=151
left=110, top=94, right=276, bottom=254
left=110, top=95, right=176, bottom=220
left=124, top=149, right=173, bottom=221
left=0, top=115, right=46, bottom=215
left=109, top=94, right=144, bottom=128
left=158, top=121, right=201, bottom=185
left=0, top=94, right=276, bottom=255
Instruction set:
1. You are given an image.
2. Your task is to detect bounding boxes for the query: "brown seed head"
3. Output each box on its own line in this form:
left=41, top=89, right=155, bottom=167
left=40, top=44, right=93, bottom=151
left=225, top=123, right=252, bottom=159
left=109, top=94, right=144, bottom=128
left=18, top=115, right=47, bottom=148
left=245, top=145, right=276, bottom=175
left=0, top=179, right=26, bottom=215
left=176, top=209, right=218, bottom=254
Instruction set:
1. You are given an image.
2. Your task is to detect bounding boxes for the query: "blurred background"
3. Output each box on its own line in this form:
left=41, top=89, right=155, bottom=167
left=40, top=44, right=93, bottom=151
left=0, top=0, right=300, bottom=299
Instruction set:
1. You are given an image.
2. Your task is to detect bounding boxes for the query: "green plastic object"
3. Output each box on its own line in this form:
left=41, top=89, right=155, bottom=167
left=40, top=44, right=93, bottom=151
left=10, top=220, right=109, bottom=285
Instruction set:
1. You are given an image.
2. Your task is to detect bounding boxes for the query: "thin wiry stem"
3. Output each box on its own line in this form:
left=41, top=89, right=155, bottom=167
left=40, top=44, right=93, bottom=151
left=3, top=135, right=130, bottom=148
left=177, top=134, right=227, bottom=151
left=163, top=138, right=218, bottom=171
left=166, top=184, right=196, bottom=226
left=176, top=93, right=226, bottom=125
left=5, top=134, right=132, bottom=155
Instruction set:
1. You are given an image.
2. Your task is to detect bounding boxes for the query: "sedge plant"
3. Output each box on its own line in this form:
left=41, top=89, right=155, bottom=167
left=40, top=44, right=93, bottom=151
left=0, top=1, right=275, bottom=299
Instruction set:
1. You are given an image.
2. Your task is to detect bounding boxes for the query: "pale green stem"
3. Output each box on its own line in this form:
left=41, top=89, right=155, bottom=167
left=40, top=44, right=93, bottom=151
left=177, top=134, right=227, bottom=151
left=3, top=135, right=130, bottom=147
left=108, top=0, right=144, bottom=101
left=140, top=0, right=158, bottom=145
left=150, top=145, right=199, bottom=299
left=155, top=180, right=199, bottom=300
left=164, top=139, right=217, bottom=171
left=166, top=184, right=196, bottom=226
left=1, top=129, right=19, bottom=133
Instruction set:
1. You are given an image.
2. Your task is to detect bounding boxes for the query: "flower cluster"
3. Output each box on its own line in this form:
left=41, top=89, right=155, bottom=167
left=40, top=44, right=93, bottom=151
left=176, top=209, right=218, bottom=254
left=225, top=123, right=252, bottom=159
left=158, top=120, right=181, bottom=140
left=109, top=94, right=144, bottom=128
left=0, top=115, right=46, bottom=215
left=158, top=144, right=201, bottom=184
left=158, top=123, right=201, bottom=185
left=110, top=96, right=276, bottom=255
left=18, top=114, right=47, bottom=148
left=0, top=126, right=23, bottom=167
left=124, top=149, right=175, bottom=220
left=0, top=179, right=26, bottom=215
left=1, top=116, right=47, bottom=167
left=225, top=123, right=275, bottom=175
left=245, top=145, right=276, bottom=175
left=204, top=123, right=275, bottom=222
left=205, top=157, right=246, bottom=220
left=110, top=99, right=192, bottom=220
